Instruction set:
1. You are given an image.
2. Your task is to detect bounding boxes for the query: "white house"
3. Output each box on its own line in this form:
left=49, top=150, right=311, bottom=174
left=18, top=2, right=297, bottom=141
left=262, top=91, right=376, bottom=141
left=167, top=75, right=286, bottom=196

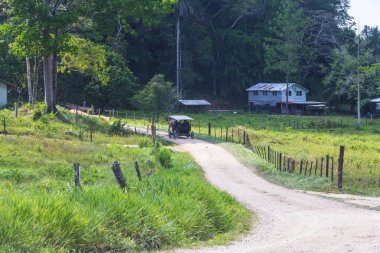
left=0, top=79, right=15, bottom=108
left=247, top=83, right=324, bottom=114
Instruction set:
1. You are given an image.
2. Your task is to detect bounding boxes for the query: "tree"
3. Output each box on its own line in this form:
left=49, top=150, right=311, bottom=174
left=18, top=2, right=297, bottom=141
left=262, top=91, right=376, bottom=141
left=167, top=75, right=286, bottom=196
left=132, top=74, right=176, bottom=112
left=1, top=0, right=174, bottom=112
left=175, top=0, right=193, bottom=99
left=323, top=44, right=378, bottom=112
left=265, top=0, right=308, bottom=114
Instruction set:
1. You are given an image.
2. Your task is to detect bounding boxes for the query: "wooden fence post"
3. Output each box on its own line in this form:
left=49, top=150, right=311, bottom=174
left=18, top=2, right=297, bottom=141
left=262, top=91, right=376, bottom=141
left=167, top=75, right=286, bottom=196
left=267, top=146, right=270, bottom=163
left=226, top=127, right=228, bottom=142
left=300, top=160, right=303, bottom=174
left=112, top=162, right=126, bottom=190
left=320, top=157, right=324, bottom=177
left=208, top=122, right=211, bottom=136
left=309, top=162, right=313, bottom=177
left=15, top=102, right=18, bottom=118
left=314, top=159, right=317, bottom=175
left=134, top=161, right=142, bottom=181
left=279, top=153, right=282, bottom=171
left=2, top=118, right=6, bottom=135
left=337, top=145, right=345, bottom=190
left=74, top=163, right=81, bottom=188
left=331, top=157, right=334, bottom=182
left=325, top=155, right=329, bottom=177
left=243, top=131, right=246, bottom=146
left=232, top=129, right=234, bottom=143
left=75, top=106, right=78, bottom=125
left=90, top=129, right=93, bottom=143
left=304, top=161, right=308, bottom=176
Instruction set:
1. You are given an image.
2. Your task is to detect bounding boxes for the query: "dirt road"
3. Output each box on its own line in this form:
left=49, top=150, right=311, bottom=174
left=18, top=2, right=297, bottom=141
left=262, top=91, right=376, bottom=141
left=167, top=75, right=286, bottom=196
left=163, top=136, right=380, bottom=253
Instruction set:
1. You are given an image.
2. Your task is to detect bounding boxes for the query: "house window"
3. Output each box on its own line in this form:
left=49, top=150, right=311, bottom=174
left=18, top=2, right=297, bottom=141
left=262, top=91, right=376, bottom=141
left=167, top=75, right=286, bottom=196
left=253, top=91, right=258, bottom=96
left=288, top=91, right=292, bottom=96
left=272, top=91, right=278, bottom=96
left=296, top=91, right=302, bottom=96
left=263, top=91, right=268, bottom=96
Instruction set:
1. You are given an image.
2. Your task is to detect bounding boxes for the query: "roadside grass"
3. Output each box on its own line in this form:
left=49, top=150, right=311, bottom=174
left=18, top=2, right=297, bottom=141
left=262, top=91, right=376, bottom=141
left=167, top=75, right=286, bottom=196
left=0, top=109, right=252, bottom=252
left=220, top=142, right=336, bottom=193
left=161, top=112, right=380, bottom=196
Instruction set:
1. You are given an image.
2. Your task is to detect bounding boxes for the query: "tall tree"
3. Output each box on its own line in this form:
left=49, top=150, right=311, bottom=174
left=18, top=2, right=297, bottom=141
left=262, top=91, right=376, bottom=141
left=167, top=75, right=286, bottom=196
left=2, top=0, right=174, bottom=112
left=175, top=0, right=193, bottom=99
left=264, top=0, right=308, bottom=114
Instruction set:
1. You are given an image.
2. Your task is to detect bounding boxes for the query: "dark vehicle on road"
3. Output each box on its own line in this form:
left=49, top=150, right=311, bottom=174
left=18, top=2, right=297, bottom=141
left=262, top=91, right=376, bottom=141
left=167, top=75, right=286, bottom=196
left=168, top=115, right=194, bottom=139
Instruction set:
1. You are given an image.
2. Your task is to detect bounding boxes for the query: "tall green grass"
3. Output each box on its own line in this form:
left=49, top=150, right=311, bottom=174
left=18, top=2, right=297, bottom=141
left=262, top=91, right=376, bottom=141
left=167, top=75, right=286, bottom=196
left=182, top=113, right=380, bottom=196
left=0, top=109, right=251, bottom=252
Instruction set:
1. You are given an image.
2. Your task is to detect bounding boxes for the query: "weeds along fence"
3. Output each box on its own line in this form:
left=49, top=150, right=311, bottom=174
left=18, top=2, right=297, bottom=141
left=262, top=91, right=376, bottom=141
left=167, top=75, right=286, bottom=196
left=200, top=123, right=351, bottom=190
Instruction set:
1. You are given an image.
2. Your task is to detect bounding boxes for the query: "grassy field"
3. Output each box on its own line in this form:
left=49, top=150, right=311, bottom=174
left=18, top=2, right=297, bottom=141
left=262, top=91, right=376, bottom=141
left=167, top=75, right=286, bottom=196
left=115, top=111, right=380, bottom=196
left=0, top=108, right=251, bottom=252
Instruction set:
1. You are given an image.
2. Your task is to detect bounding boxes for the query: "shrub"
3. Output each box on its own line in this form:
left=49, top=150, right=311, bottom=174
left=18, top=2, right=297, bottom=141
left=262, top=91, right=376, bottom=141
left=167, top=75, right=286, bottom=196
left=157, top=148, right=172, bottom=168
left=138, top=138, right=152, bottom=148
left=108, top=119, right=126, bottom=135
left=32, top=102, right=47, bottom=121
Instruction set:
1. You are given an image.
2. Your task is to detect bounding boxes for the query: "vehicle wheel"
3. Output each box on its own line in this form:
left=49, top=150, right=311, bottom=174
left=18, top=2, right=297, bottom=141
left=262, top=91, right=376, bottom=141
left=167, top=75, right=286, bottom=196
left=191, top=132, right=194, bottom=139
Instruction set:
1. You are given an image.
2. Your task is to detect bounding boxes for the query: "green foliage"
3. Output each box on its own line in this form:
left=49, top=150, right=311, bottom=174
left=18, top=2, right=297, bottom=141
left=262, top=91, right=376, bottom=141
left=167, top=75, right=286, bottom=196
left=133, top=74, right=176, bottom=112
left=32, top=102, right=47, bottom=121
left=265, top=0, right=309, bottom=81
left=108, top=119, right=126, bottom=135
left=0, top=110, right=251, bottom=251
left=59, top=35, right=109, bottom=85
left=157, top=148, right=173, bottom=168
left=138, top=137, right=152, bottom=148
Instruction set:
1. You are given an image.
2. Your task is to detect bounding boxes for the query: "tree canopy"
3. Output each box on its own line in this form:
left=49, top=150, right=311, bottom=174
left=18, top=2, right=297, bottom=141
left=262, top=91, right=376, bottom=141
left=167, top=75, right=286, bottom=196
left=0, top=0, right=379, bottom=113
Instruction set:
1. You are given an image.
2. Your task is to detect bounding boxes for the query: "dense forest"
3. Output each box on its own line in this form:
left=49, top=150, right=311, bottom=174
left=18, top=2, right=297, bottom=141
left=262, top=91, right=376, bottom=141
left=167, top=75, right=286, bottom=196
left=1, top=0, right=380, bottom=112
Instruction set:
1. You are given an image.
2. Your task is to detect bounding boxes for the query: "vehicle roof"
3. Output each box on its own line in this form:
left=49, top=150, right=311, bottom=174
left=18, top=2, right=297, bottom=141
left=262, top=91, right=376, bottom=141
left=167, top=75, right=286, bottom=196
left=168, top=115, right=194, bottom=121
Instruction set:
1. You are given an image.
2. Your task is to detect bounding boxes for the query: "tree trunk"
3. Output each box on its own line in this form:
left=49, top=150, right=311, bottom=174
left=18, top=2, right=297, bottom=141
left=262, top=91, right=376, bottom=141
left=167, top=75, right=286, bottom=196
left=212, top=58, right=217, bottom=96
left=26, top=57, right=34, bottom=105
left=52, top=49, right=58, bottom=106
left=33, top=56, right=40, bottom=103
left=43, top=55, right=54, bottom=113
left=176, top=14, right=181, bottom=99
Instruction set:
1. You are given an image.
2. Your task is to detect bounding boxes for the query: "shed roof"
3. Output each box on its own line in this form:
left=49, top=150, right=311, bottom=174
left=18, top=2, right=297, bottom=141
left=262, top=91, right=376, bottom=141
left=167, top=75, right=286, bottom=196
left=246, top=83, right=309, bottom=92
left=371, top=98, right=380, bottom=103
left=178, top=100, right=211, bottom=106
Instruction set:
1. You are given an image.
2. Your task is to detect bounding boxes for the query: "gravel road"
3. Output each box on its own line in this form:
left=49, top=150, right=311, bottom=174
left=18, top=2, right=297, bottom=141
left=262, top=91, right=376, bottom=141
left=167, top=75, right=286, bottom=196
left=163, top=136, right=380, bottom=253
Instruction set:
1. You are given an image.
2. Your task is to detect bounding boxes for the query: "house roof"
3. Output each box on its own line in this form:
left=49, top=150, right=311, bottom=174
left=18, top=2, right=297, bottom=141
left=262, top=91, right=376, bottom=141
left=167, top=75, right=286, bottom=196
left=0, top=79, right=17, bottom=89
left=371, top=98, right=380, bottom=103
left=246, top=83, right=309, bottom=92
left=177, top=100, right=211, bottom=106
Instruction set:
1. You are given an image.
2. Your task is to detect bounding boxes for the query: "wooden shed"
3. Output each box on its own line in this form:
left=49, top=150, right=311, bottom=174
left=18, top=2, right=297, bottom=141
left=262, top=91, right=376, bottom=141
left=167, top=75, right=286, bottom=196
left=0, top=79, right=16, bottom=108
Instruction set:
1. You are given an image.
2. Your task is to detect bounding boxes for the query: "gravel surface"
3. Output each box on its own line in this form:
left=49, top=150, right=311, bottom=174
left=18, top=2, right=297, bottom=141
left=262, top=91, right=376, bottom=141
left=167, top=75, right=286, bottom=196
left=163, top=136, right=380, bottom=253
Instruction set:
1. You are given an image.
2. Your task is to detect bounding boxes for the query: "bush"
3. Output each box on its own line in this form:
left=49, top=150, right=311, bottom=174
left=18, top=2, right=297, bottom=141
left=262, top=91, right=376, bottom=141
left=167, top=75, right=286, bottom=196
left=157, top=148, right=172, bottom=168
left=138, top=138, right=152, bottom=148
left=108, top=119, right=126, bottom=135
left=32, top=102, right=47, bottom=121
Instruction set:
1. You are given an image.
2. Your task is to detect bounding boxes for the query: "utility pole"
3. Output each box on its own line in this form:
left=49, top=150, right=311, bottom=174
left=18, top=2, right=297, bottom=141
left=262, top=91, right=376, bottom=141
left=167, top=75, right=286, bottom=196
left=357, top=20, right=361, bottom=129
